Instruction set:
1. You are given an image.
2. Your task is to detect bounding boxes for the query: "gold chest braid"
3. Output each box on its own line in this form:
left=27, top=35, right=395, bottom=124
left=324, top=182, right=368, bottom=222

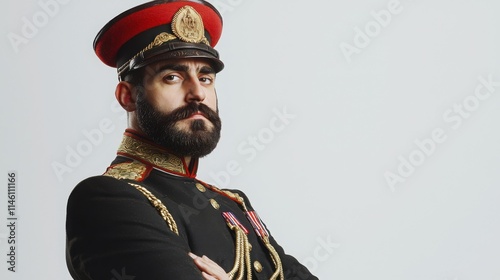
left=104, top=158, right=284, bottom=279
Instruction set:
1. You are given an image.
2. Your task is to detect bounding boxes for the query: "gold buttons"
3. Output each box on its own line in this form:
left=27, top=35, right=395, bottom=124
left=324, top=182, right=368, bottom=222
left=209, top=199, right=220, bottom=210
left=195, top=183, right=206, bottom=192
left=253, top=261, right=263, bottom=273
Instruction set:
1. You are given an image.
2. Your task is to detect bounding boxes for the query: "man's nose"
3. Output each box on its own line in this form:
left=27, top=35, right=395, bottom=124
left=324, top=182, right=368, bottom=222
left=185, top=78, right=206, bottom=103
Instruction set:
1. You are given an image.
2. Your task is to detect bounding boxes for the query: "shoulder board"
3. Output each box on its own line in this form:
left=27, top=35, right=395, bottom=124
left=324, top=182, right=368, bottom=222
left=103, top=161, right=150, bottom=181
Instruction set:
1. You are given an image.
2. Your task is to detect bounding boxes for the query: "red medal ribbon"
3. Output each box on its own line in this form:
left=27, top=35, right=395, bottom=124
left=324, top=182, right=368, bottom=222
left=245, top=211, right=269, bottom=238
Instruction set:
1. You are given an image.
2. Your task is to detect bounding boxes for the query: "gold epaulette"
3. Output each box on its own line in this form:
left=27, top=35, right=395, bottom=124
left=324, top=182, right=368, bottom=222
left=103, top=161, right=149, bottom=181
left=103, top=161, right=179, bottom=235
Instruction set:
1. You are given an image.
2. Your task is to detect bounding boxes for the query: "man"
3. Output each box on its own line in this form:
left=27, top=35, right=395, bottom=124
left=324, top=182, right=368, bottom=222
left=66, top=1, right=318, bottom=279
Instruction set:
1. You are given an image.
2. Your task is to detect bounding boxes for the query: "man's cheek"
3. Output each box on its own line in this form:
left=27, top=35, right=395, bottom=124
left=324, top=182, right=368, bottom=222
left=204, top=96, right=218, bottom=110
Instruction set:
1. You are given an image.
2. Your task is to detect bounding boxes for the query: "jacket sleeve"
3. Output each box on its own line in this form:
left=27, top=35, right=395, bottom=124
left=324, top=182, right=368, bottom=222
left=230, top=190, right=319, bottom=280
left=66, top=176, right=204, bottom=280
left=269, top=235, right=319, bottom=280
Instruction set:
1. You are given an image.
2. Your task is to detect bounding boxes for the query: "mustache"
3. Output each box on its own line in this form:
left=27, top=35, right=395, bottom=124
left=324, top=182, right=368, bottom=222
left=166, top=102, right=220, bottom=124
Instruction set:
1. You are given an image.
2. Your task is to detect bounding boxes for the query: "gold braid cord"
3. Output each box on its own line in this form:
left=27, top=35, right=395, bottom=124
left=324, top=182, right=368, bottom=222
left=263, top=237, right=284, bottom=280
left=226, top=224, right=252, bottom=280
left=218, top=188, right=284, bottom=280
left=125, top=178, right=283, bottom=278
left=117, top=32, right=177, bottom=77
left=127, top=183, right=179, bottom=235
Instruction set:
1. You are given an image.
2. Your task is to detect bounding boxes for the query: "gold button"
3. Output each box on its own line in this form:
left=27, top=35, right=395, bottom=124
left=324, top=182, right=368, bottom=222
left=195, top=183, right=206, bottom=192
left=209, top=199, right=220, bottom=210
left=253, top=261, right=263, bottom=273
left=248, top=243, right=252, bottom=251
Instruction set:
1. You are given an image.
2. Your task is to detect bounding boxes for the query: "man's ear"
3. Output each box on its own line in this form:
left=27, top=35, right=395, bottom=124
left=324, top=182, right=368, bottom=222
left=115, top=81, right=137, bottom=112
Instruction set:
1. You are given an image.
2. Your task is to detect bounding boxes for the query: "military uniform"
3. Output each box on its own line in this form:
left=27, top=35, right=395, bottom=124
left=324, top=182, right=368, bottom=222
left=66, top=130, right=317, bottom=279
left=66, top=1, right=318, bottom=279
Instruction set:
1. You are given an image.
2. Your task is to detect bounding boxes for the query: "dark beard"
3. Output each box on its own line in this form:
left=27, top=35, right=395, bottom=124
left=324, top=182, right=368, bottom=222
left=135, top=90, right=222, bottom=158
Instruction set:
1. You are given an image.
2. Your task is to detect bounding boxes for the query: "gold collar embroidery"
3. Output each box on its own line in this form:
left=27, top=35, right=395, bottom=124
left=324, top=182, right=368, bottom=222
left=116, top=130, right=197, bottom=178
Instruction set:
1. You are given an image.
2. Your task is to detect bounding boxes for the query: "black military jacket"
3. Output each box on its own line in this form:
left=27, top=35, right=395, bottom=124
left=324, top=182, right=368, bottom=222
left=66, top=130, right=317, bottom=280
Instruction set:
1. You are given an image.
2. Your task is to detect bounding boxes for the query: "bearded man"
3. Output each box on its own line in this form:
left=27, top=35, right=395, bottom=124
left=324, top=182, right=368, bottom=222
left=65, top=1, right=318, bottom=279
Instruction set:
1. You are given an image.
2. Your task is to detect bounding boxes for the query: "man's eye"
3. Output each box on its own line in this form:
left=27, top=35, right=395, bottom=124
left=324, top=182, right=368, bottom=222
left=163, top=75, right=180, bottom=82
left=199, top=77, right=213, bottom=84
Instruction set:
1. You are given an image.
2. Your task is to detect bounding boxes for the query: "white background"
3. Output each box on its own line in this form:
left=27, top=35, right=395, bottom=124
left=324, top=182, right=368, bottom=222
left=2, top=0, right=500, bottom=279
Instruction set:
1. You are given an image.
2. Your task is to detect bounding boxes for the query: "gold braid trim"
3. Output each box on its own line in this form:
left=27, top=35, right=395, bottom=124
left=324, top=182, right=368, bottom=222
left=222, top=190, right=248, bottom=212
left=103, top=161, right=147, bottom=181
left=244, top=236, right=253, bottom=280
left=263, top=236, right=284, bottom=280
left=117, top=32, right=177, bottom=77
left=127, top=182, right=179, bottom=235
left=226, top=224, right=252, bottom=280
left=203, top=182, right=285, bottom=279
left=206, top=184, right=249, bottom=212
left=227, top=225, right=242, bottom=278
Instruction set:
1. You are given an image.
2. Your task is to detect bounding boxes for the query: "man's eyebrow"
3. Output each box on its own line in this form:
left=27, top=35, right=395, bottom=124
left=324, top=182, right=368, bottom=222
left=199, top=65, right=216, bottom=75
left=152, top=64, right=216, bottom=76
left=153, top=64, right=189, bottom=75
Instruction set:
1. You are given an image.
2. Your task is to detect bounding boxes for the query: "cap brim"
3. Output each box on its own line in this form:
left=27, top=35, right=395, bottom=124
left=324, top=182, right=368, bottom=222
left=119, top=42, right=224, bottom=79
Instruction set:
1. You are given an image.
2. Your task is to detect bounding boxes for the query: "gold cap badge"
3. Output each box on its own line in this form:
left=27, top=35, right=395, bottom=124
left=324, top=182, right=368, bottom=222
left=172, top=6, right=208, bottom=44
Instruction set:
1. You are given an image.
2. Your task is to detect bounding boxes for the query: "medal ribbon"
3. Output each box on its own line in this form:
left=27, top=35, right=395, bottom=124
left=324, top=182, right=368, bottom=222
left=245, top=211, right=269, bottom=238
left=222, top=212, right=249, bottom=235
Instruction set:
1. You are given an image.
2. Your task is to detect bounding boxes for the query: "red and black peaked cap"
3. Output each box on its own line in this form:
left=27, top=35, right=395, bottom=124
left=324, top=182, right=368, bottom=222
left=94, top=0, right=224, bottom=80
